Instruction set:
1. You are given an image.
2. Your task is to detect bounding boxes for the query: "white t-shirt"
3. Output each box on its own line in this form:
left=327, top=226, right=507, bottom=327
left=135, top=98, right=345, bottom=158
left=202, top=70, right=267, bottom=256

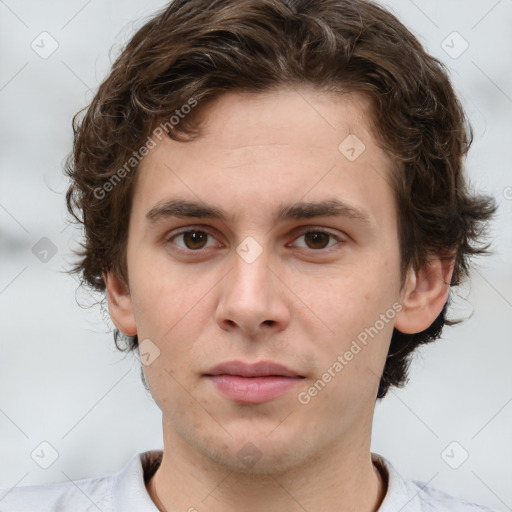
left=0, top=450, right=498, bottom=511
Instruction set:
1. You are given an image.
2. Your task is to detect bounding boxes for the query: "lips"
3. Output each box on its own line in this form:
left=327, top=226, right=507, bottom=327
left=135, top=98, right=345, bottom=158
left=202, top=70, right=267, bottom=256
left=204, top=360, right=304, bottom=378
left=203, top=360, right=305, bottom=403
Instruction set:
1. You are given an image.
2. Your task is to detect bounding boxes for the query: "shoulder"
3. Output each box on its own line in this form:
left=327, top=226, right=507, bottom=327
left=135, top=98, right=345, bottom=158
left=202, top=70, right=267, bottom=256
left=0, top=474, right=114, bottom=512
left=405, top=477, right=498, bottom=511
left=0, top=450, right=162, bottom=512
left=372, top=453, right=498, bottom=512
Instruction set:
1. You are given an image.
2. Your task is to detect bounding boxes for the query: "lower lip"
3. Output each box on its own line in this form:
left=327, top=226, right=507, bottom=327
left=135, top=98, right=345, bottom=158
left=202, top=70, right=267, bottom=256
left=206, top=375, right=303, bottom=403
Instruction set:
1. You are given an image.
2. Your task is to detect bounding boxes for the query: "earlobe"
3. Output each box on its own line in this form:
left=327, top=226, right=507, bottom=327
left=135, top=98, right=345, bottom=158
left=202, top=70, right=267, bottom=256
left=103, top=271, right=137, bottom=336
left=394, top=257, right=455, bottom=334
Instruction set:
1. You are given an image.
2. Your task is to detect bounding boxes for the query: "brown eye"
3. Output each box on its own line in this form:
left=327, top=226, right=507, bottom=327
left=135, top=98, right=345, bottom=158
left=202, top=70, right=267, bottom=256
left=304, top=232, right=331, bottom=249
left=169, top=230, right=217, bottom=251
left=182, top=231, right=208, bottom=249
left=292, top=229, right=341, bottom=251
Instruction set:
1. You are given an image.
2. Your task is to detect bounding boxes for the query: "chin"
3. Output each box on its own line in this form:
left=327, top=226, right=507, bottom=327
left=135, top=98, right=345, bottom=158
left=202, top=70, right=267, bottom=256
left=197, top=429, right=316, bottom=476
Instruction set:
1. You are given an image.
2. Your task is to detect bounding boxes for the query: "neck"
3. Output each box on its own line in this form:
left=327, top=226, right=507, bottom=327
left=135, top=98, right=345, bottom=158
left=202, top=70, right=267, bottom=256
left=146, top=424, right=387, bottom=512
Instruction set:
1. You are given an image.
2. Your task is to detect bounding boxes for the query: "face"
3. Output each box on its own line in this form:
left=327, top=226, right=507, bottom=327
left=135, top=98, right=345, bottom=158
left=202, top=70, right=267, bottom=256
left=108, top=86, right=411, bottom=474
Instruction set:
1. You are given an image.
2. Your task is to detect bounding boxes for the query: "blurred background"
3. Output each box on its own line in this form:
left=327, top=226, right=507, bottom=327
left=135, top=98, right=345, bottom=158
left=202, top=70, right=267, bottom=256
left=0, top=0, right=511, bottom=510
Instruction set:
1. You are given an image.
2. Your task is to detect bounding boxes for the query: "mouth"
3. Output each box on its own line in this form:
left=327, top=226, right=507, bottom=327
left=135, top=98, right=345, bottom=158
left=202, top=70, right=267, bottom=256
left=204, top=360, right=305, bottom=378
left=203, top=360, right=305, bottom=404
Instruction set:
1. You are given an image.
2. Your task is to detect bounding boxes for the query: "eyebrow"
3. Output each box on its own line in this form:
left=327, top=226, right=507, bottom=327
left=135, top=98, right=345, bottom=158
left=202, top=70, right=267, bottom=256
left=146, top=198, right=372, bottom=225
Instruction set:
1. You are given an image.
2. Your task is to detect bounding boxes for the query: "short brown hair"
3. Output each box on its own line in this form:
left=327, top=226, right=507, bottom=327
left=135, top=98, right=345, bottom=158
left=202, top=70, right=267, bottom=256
left=65, top=0, right=496, bottom=399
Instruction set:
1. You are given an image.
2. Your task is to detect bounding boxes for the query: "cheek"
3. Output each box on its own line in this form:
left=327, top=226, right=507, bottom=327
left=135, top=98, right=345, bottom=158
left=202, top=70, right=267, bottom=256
left=311, top=254, right=400, bottom=336
left=131, top=280, right=207, bottom=343
left=127, top=242, right=206, bottom=334
left=128, top=263, right=219, bottom=384
left=297, top=254, right=399, bottom=403
left=141, top=360, right=201, bottom=429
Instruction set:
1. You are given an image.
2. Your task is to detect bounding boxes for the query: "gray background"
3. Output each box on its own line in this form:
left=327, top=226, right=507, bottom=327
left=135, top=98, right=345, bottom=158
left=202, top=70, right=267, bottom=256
left=0, top=0, right=511, bottom=510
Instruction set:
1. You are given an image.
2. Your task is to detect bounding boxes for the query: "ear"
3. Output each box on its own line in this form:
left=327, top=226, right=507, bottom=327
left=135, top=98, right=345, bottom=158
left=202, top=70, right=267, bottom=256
left=103, top=271, right=137, bottom=336
left=394, top=256, right=455, bottom=334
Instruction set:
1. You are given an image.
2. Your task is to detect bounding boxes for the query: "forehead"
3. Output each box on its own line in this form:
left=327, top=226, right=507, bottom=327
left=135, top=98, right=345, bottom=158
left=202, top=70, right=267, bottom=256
left=186, top=86, right=378, bottom=152
left=133, top=87, right=396, bottom=230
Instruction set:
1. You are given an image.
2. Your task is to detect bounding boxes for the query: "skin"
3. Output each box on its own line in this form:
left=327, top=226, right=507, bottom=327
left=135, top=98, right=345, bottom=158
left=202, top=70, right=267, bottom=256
left=105, top=85, right=454, bottom=512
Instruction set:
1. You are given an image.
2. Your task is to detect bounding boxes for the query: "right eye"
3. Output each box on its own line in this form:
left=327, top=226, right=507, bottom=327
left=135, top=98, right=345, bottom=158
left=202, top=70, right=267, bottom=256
left=166, top=228, right=222, bottom=253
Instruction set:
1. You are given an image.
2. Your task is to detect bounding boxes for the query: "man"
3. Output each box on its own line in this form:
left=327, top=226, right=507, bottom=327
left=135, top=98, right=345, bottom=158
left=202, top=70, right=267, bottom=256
left=0, top=0, right=497, bottom=510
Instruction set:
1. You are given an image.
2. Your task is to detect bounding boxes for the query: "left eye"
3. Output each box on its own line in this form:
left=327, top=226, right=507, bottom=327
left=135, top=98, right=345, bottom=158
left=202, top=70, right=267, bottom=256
left=291, top=230, right=341, bottom=250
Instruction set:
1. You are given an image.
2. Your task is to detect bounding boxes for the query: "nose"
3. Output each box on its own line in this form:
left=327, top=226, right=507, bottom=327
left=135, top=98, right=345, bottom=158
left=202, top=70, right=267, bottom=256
left=215, top=246, right=291, bottom=337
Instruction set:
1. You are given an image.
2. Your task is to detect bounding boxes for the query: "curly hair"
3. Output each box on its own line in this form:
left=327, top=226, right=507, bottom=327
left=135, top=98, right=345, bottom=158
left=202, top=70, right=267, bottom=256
left=65, top=0, right=497, bottom=399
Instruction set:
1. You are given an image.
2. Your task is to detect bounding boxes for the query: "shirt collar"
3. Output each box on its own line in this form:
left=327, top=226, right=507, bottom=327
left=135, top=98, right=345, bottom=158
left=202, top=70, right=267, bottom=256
left=112, top=450, right=162, bottom=512
left=372, top=453, right=422, bottom=512
left=111, top=450, right=418, bottom=512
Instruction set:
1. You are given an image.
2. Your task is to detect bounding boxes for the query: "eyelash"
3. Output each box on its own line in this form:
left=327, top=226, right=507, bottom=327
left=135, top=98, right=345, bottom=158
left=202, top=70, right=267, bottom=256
left=165, top=226, right=345, bottom=254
